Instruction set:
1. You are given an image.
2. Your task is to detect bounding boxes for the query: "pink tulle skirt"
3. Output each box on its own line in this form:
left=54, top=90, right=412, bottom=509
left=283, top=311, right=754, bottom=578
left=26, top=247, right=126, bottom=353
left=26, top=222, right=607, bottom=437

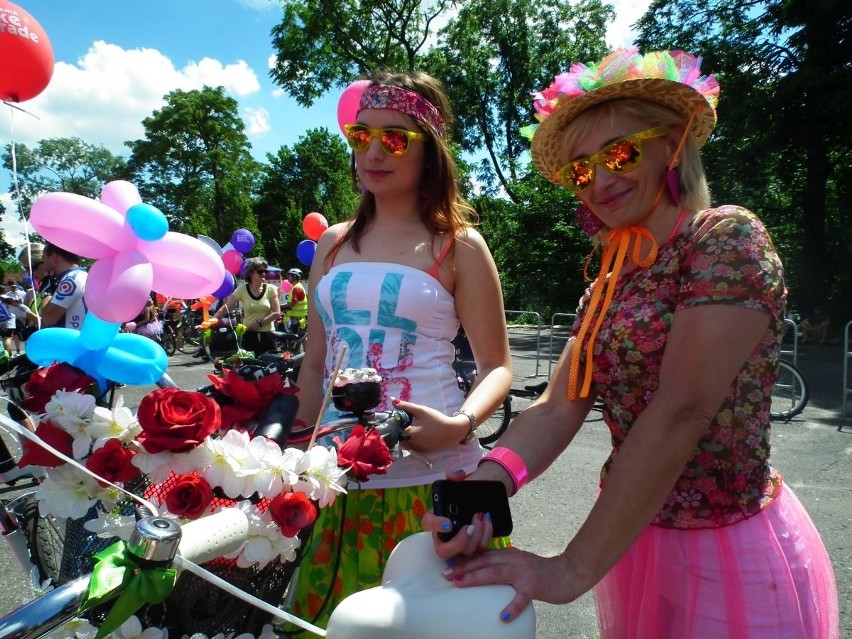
left=595, top=483, right=838, bottom=639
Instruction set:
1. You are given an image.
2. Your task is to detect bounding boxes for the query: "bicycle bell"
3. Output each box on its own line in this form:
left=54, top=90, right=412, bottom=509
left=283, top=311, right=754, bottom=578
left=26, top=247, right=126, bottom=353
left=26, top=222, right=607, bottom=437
left=127, top=515, right=182, bottom=562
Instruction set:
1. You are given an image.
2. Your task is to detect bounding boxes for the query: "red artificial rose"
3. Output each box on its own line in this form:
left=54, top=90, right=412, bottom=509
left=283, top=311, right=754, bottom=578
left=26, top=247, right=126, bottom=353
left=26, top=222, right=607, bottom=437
left=165, top=473, right=214, bottom=520
left=135, top=388, right=221, bottom=454
left=21, top=362, right=97, bottom=414
left=18, top=420, right=74, bottom=468
left=85, top=439, right=141, bottom=487
left=334, top=425, right=392, bottom=482
left=268, top=491, right=317, bottom=537
left=206, top=369, right=296, bottom=430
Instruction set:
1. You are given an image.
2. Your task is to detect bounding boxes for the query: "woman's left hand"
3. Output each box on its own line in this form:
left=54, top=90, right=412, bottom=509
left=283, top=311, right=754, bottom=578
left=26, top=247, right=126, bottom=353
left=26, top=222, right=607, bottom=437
left=391, top=397, right=467, bottom=452
left=440, top=546, right=580, bottom=622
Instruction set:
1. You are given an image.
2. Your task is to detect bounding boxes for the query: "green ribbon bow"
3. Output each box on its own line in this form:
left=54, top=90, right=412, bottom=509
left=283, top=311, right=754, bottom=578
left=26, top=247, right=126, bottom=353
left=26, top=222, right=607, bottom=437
left=81, top=540, right=177, bottom=639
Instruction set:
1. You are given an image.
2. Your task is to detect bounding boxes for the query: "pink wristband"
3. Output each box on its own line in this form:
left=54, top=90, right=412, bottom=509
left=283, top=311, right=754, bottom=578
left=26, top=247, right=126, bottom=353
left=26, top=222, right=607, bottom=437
left=479, top=446, right=528, bottom=495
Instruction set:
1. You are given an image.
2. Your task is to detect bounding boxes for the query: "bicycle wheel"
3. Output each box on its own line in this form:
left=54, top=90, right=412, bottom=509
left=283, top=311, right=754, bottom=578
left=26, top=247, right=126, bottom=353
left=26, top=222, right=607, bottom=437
left=161, top=332, right=177, bottom=357
left=770, top=360, right=809, bottom=421
left=178, top=325, right=202, bottom=354
left=477, top=396, right=511, bottom=446
left=12, top=493, right=65, bottom=584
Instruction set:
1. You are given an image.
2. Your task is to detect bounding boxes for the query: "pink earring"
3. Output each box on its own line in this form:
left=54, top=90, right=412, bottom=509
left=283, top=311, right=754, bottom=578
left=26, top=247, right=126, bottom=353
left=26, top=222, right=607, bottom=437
left=665, top=168, right=681, bottom=207
left=575, top=203, right=605, bottom=236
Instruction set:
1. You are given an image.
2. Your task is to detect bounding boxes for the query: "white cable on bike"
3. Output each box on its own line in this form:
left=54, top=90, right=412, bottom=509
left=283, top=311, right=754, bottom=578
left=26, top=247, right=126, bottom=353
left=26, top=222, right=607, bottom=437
left=173, top=554, right=327, bottom=637
left=0, top=409, right=160, bottom=516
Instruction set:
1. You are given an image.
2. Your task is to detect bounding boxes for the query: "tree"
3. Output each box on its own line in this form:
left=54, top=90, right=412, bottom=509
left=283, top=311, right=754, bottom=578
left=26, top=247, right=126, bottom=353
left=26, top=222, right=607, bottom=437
left=125, top=87, right=259, bottom=245
left=635, top=0, right=852, bottom=319
left=427, top=0, right=612, bottom=198
left=254, top=128, right=359, bottom=266
left=0, top=138, right=127, bottom=260
left=1, top=137, right=127, bottom=210
left=269, top=0, right=450, bottom=106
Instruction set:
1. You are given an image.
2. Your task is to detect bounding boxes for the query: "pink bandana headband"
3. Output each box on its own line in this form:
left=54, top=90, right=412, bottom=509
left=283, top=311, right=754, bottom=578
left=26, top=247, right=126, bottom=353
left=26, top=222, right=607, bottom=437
left=358, top=84, right=445, bottom=137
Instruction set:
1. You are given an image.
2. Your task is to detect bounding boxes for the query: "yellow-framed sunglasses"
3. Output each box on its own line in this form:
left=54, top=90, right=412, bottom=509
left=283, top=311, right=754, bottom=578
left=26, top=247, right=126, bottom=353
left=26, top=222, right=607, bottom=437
left=555, top=127, right=668, bottom=193
left=344, top=124, right=426, bottom=156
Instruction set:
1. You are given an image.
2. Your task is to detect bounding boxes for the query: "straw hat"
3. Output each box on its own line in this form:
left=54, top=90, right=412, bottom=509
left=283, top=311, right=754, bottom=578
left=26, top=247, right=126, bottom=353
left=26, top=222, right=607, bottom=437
left=526, top=49, right=720, bottom=185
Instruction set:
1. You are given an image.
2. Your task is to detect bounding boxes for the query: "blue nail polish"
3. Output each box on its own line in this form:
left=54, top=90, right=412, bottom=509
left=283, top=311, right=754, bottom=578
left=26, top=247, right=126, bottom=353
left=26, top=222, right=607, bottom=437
left=440, top=520, right=452, bottom=532
left=445, top=557, right=456, bottom=566
left=452, top=468, right=464, bottom=475
left=485, top=512, right=492, bottom=521
left=500, top=610, right=511, bottom=622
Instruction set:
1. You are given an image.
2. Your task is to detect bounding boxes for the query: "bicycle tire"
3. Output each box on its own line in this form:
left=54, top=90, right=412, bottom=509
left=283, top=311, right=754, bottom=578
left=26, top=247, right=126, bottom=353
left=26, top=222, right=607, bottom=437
left=13, top=493, right=65, bottom=584
left=161, top=332, right=177, bottom=357
left=178, top=326, right=203, bottom=354
left=770, top=359, right=809, bottom=421
left=477, top=396, right=511, bottom=446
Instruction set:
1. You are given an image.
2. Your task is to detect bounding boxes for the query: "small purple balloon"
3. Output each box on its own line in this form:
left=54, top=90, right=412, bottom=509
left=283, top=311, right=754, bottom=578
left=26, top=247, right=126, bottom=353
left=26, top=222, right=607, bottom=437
left=231, top=229, right=255, bottom=254
left=212, top=272, right=236, bottom=299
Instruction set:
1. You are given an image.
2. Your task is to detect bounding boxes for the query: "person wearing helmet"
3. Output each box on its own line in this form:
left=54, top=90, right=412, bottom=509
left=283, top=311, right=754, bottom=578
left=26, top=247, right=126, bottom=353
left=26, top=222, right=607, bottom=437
left=280, top=267, right=307, bottom=333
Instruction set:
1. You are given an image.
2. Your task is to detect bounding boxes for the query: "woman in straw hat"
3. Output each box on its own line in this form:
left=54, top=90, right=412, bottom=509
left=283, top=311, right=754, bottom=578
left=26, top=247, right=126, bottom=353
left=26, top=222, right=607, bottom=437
left=425, top=49, right=838, bottom=638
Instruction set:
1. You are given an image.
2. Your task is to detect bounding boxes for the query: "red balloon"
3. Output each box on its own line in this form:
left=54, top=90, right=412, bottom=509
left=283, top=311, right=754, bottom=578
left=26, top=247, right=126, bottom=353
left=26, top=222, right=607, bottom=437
left=221, top=249, right=243, bottom=275
left=302, top=212, right=328, bottom=241
left=0, top=1, right=54, bottom=102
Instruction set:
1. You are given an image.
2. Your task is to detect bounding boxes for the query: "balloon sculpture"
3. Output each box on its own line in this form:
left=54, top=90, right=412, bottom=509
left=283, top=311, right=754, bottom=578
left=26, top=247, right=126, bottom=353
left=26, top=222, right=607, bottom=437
left=0, top=0, right=54, bottom=102
left=25, top=181, right=226, bottom=388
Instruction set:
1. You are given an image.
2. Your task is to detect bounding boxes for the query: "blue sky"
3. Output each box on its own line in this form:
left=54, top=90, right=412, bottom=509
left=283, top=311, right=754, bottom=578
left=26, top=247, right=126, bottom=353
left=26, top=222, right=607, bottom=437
left=1, top=0, right=648, bottom=246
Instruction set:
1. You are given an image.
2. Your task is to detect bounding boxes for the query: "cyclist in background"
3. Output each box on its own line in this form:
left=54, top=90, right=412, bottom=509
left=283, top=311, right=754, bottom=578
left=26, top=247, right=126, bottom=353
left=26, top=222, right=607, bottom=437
left=279, top=267, right=308, bottom=333
left=39, top=243, right=87, bottom=330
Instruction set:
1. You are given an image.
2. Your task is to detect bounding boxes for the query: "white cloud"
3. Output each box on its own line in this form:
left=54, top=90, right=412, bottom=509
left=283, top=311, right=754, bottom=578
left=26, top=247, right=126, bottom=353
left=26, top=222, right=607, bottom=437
left=606, top=0, right=651, bottom=48
left=0, top=192, right=34, bottom=249
left=0, top=41, right=262, bottom=156
left=244, top=106, right=271, bottom=136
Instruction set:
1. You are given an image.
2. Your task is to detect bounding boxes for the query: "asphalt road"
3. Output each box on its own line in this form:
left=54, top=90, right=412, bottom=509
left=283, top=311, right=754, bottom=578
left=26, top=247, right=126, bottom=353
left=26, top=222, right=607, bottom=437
left=0, top=329, right=849, bottom=638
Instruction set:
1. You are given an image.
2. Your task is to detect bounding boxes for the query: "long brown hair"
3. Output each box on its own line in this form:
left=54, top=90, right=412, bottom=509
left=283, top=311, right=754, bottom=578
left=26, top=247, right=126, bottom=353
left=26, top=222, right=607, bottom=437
left=327, top=71, right=477, bottom=264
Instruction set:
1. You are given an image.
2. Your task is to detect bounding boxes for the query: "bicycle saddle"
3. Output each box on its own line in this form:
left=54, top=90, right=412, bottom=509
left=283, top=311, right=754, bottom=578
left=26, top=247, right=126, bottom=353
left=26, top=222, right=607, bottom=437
left=325, top=532, right=535, bottom=639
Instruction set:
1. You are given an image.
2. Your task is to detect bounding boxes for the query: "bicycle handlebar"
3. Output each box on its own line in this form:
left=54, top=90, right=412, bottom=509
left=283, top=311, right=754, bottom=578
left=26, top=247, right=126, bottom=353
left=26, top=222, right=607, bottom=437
left=0, top=508, right=249, bottom=639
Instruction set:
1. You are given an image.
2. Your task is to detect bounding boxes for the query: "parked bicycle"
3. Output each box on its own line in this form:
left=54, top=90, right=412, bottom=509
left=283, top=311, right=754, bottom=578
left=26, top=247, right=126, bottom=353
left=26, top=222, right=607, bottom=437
left=769, top=358, right=809, bottom=421
left=451, top=331, right=511, bottom=446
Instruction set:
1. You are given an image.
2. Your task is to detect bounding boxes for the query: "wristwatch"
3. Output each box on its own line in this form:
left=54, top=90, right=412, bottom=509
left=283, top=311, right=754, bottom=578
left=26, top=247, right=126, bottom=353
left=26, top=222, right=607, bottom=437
left=453, top=409, right=478, bottom=444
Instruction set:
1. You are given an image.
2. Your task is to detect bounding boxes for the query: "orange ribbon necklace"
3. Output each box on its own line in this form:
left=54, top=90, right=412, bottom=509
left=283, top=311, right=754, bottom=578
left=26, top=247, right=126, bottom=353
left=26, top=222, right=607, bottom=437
left=566, top=116, right=696, bottom=401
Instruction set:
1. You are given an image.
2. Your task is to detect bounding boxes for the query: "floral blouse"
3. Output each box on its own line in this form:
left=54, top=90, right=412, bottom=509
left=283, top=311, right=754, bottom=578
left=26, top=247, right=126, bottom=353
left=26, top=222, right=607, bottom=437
left=573, top=206, right=787, bottom=529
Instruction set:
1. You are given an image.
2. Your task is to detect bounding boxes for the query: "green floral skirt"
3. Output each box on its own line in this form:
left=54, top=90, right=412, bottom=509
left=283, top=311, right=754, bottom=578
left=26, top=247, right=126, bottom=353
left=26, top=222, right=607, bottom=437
left=288, top=482, right=510, bottom=630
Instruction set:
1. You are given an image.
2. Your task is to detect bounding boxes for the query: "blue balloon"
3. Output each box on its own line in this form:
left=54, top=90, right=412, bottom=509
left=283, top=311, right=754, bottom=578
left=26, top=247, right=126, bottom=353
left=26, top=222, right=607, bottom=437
left=212, top=271, right=236, bottom=299
left=80, top=314, right=120, bottom=351
left=296, top=239, right=316, bottom=266
left=127, top=203, right=169, bottom=241
left=231, top=228, right=255, bottom=253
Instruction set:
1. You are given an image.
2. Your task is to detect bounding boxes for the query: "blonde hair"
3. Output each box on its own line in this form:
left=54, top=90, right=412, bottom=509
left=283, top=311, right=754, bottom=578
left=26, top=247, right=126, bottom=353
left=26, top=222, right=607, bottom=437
left=328, top=70, right=477, bottom=263
left=559, top=98, right=711, bottom=211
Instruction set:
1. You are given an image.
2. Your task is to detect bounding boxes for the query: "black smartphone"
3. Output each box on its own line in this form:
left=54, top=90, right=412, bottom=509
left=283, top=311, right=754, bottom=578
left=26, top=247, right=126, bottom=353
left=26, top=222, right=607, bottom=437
left=431, top=479, right=513, bottom=541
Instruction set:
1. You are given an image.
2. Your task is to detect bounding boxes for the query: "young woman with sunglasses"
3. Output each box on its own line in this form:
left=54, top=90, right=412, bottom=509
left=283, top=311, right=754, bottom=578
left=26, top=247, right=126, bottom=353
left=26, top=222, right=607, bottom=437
left=212, top=257, right=281, bottom=356
left=424, top=49, right=838, bottom=638
left=289, top=71, right=512, bottom=625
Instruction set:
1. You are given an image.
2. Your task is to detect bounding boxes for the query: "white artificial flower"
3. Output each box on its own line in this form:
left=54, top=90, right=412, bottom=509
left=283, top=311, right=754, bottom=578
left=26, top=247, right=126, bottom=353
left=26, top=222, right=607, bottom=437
left=106, top=615, right=168, bottom=639
left=132, top=449, right=192, bottom=484
left=244, top=437, right=301, bottom=498
left=293, top=445, right=347, bottom=507
left=37, top=465, right=100, bottom=519
left=44, top=390, right=98, bottom=459
left=89, top=396, right=140, bottom=449
left=41, top=617, right=98, bottom=639
left=196, top=430, right=252, bottom=498
left=83, top=511, right=137, bottom=540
